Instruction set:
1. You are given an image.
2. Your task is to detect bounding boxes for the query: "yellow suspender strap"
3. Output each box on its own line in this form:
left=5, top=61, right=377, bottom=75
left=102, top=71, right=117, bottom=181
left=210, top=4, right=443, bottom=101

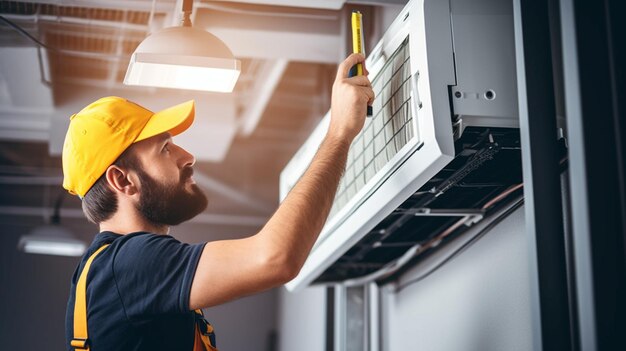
left=70, top=244, right=110, bottom=351
left=194, top=309, right=217, bottom=351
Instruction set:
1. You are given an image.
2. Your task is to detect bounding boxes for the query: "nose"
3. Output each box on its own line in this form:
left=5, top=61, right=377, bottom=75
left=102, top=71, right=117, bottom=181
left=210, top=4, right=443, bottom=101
left=175, top=143, right=195, bottom=168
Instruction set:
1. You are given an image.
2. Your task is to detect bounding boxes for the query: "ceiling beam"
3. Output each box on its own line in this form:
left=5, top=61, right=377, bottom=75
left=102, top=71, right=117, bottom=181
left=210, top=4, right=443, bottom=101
left=193, top=171, right=274, bottom=214
left=239, top=58, right=288, bottom=136
left=216, top=0, right=347, bottom=10
left=194, top=4, right=342, bottom=63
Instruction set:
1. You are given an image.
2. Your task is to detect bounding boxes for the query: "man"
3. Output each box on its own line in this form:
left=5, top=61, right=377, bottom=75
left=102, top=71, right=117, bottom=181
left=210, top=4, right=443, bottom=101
left=64, top=53, right=374, bottom=350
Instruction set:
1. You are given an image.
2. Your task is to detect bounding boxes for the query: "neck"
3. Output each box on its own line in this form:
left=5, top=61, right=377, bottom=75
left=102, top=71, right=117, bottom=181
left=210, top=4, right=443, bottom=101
left=100, top=222, right=169, bottom=235
left=99, top=202, right=170, bottom=235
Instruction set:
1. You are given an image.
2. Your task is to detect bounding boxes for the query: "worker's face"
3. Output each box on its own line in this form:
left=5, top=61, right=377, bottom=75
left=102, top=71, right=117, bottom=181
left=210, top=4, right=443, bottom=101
left=132, top=132, right=208, bottom=226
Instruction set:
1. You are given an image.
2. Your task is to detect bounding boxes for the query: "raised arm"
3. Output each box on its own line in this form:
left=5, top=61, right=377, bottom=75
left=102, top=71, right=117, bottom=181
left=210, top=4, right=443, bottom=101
left=189, top=54, right=374, bottom=309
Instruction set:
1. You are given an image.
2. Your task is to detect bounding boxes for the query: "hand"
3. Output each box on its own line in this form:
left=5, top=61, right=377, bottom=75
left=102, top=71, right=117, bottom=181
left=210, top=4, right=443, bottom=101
left=329, top=53, right=375, bottom=142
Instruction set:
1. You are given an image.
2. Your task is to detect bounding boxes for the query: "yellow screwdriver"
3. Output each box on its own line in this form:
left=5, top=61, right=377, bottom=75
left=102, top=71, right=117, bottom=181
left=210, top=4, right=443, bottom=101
left=349, top=10, right=373, bottom=117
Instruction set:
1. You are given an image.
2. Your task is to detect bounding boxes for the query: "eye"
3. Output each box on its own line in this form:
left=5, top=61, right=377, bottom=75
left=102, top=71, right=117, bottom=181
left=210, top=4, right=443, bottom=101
left=162, top=143, right=171, bottom=153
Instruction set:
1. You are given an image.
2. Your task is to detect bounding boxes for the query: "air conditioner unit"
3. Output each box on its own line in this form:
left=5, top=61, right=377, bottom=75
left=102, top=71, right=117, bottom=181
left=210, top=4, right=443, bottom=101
left=280, top=0, right=521, bottom=291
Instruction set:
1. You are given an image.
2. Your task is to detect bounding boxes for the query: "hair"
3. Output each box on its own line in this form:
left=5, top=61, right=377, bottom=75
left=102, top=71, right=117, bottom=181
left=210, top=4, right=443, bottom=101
left=81, top=147, right=139, bottom=224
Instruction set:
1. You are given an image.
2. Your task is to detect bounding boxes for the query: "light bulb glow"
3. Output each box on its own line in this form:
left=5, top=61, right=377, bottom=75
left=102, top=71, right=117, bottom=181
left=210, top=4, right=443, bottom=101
left=22, top=240, right=86, bottom=257
left=125, top=61, right=240, bottom=92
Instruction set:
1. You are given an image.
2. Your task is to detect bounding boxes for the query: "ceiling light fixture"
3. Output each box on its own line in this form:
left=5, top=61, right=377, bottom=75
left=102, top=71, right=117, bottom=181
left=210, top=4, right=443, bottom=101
left=17, top=193, right=86, bottom=257
left=124, top=0, right=241, bottom=92
left=19, top=225, right=86, bottom=257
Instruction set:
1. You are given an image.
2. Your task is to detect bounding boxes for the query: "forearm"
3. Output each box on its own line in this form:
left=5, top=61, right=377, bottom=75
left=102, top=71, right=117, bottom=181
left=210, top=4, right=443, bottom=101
left=255, top=53, right=372, bottom=281
left=259, top=131, right=351, bottom=272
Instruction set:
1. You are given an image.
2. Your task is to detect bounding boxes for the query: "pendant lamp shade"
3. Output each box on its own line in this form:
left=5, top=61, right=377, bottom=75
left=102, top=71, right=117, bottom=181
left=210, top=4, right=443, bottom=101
left=124, top=26, right=241, bottom=92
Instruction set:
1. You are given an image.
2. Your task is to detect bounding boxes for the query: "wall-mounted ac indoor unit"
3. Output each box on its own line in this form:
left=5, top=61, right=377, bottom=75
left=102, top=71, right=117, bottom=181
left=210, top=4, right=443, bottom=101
left=280, top=0, right=522, bottom=291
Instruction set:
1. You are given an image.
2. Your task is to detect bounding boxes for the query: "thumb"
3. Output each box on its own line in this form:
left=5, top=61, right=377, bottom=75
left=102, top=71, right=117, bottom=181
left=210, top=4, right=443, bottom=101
left=336, top=53, right=366, bottom=80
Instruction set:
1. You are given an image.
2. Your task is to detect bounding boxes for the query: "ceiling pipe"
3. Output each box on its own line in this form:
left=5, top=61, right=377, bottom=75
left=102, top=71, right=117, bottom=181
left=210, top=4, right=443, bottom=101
left=0, top=206, right=267, bottom=227
left=0, top=175, right=62, bottom=185
left=0, top=13, right=151, bottom=31
left=0, top=171, right=274, bottom=214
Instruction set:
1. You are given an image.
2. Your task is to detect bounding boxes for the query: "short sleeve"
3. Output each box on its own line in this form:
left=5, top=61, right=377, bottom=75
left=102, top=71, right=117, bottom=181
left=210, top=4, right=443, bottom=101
left=113, top=233, right=205, bottom=321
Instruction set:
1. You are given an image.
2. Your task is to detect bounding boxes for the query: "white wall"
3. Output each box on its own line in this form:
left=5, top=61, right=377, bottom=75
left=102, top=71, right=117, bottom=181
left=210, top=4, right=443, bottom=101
left=277, top=207, right=532, bottom=351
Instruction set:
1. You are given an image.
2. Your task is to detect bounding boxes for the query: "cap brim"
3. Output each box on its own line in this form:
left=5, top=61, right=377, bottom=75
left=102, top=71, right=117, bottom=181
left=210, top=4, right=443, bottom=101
left=135, top=100, right=195, bottom=142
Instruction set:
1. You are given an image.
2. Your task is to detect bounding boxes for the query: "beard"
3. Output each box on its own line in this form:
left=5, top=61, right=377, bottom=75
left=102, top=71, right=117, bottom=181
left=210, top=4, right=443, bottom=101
left=134, top=166, right=208, bottom=227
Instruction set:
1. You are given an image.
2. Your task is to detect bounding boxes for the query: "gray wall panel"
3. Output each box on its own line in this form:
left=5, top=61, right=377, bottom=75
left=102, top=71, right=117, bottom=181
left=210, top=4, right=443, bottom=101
left=383, top=207, right=531, bottom=351
left=277, top=285, right=326, bottom=351
left=277, top=207, right=533, bottom=351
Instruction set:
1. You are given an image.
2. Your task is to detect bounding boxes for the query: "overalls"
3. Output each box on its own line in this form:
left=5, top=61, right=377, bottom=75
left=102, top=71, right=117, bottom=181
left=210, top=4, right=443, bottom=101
left=70, top=244, right=218, bottom=351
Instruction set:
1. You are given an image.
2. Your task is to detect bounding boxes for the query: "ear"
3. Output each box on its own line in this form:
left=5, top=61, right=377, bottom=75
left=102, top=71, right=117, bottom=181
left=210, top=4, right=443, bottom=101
left=104, top=164, right=139, bottom=197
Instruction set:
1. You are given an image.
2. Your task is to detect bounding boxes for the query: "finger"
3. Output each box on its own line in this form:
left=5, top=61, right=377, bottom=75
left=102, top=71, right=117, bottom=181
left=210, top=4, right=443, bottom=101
left=349, top=86, right=375, bottom=106
left=346, top=75, right=372, bottom=87
left=361, top=86, right=375, bottom=104
left=336, top=53, right=366, bottom=80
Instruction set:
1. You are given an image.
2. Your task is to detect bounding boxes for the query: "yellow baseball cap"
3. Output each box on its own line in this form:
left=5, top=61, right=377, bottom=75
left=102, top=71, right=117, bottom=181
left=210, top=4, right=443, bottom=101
left=62, top=96, right=195, bottom=197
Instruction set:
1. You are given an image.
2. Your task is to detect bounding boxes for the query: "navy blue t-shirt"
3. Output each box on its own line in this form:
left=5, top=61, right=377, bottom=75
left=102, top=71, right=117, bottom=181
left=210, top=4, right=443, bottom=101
left=65, top=231, right=206, bottom=351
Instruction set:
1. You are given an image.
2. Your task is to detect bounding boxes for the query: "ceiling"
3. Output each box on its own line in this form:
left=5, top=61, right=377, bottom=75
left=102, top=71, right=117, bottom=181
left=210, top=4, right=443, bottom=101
left=0, top=0, right=405, bottom=240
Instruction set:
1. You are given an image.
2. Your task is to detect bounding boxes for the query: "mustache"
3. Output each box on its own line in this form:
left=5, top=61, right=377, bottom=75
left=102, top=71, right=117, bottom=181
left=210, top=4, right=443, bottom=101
left=180, top=167, right=194, bottom=182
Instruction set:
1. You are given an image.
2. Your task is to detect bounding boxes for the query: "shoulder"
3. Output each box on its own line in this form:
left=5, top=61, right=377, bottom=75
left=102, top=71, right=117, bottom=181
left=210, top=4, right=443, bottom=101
left=116, top=232, right=184, bottom=248
left=111, top=232, right=203, bottom=269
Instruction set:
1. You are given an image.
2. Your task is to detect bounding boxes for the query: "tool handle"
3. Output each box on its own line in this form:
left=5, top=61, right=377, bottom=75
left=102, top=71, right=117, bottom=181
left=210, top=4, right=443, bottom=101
left=350, top=11, right=373, bottom=117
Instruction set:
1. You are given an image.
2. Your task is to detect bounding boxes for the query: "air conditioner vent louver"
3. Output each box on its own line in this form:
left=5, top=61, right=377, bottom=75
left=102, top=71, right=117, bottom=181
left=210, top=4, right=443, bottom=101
left=314, top=127, right=523, bottom=284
